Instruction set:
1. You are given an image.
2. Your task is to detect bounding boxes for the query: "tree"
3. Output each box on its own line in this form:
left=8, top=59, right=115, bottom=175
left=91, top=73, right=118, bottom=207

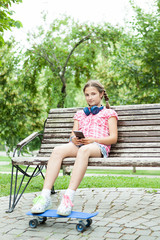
left=128, top=0, right=160, bottom=103
left=0, top=17, right=123, bottom=150
left=95, top=0, right=160, bottom=105
left=0, top=39, right=47, bottom=150
left=24, top=15, right=122, bottom=108
left=0, top=0, right=22, bottom=47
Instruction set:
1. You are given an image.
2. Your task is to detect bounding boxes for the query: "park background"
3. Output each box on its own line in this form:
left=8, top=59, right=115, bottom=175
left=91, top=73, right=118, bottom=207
left=0, top=0, right=160, bottom=196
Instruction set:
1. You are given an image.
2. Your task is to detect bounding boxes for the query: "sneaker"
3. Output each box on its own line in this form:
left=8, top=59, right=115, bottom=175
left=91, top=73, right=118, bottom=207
left=31, top=195, right=52, bottom=213
left=57, top=195, right=74, bottom=216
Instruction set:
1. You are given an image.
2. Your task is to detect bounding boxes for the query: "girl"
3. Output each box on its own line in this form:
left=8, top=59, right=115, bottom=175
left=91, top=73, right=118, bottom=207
left=31, top=80, right=118, bottom=216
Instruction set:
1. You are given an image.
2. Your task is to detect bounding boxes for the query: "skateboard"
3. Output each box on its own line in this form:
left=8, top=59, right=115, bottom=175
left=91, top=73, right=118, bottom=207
left=27, top=210, right=99, bottom=232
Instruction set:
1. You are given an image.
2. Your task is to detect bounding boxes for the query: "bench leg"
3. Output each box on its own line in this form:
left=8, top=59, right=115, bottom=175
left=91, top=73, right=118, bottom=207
left=6, top=164, right=45, bottom=213
left=51, top=186, right=56, bottom=194
left=62, top=166, right=71, bottom=176
left=44, top=165, right=56, bottom=195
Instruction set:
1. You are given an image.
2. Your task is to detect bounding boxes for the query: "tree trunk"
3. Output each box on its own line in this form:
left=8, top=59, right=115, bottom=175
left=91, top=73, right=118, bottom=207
left=57, top=80, right=66, bottom=108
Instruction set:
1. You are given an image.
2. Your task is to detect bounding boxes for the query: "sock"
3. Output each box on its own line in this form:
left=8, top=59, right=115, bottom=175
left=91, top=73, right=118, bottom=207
left=65, top=188, right=76, bottom=202
left=41, top=189, right=51, bottom=199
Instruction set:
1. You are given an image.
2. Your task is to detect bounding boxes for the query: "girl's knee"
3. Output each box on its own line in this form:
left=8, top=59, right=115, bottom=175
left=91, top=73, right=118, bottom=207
left=51, top=143, right=77, bottom=158
left=77, top=144, right=100, bottom=158
left=51, top=145, right=66, bottom=157
left=77, top=145, right=91, bottom=156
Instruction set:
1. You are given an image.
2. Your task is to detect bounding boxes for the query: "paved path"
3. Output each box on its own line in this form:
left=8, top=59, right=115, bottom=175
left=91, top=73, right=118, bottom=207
left=1, top=188, right=160, bottom=240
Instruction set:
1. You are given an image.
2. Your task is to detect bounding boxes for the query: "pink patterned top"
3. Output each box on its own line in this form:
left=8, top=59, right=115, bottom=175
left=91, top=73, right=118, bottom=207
left=73, top=107, right=118, bottom=156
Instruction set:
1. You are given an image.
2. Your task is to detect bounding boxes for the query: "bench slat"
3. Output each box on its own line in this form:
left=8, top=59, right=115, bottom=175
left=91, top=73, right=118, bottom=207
left=41, top=136, right=160, bottom=144
left=112, top=104, right=160, bottom=110
left=47, top=119, right=74, bottom=123
left=12, top=156, right=160, bottom=167
left=63, top=157, right=160, bottom=167
left=43, top=131, right=160, bottom=138
left=49, top=108, right=160, bottom=115
left=49, top=104, right=160, bottom=112
left=118, top=126, right=160, bottom=131
left=40, top=142, right=160, bottom=149
left=43, top=135, right=159, bottom=142
left=38, top=147, right=160, bottom=154
left=46, top=119, right=160, bottom=126
left=44, top=125, right=160, bottom=131
left=45, top=123, right=73, bottom=128
left=48, top=114, right=160, bottom=122
left=113, top=109, right=160, bottom=116
left=113, top=142, right=160, bottom=148
left=118, top=137, right=160, bottom=142
left=37, top=153, right=160, bottom=158
left=118, top=131, right=160, bottom=137
left=119, top=115, right=160, bottom=120
left=43, top=126, right=160, bottom=134
left=109, top=153, right=160, bottom=157
left=111, top=148, right=160, bottom=153
left=118, top=120, right=160, bottom=126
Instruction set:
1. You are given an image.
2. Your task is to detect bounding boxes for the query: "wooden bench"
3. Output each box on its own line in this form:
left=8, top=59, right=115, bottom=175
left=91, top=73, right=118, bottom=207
left=7, top=103, right=160, bottom=212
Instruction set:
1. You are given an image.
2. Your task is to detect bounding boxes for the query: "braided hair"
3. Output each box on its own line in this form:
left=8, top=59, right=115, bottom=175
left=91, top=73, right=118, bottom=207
left=83, top=80, right=110, bottom=109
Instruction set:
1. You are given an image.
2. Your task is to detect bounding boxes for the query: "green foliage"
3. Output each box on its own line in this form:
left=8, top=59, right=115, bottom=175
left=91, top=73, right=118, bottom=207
left=0, top=0, right=22, bottom=47
left=25, top=15, right=122, bottom=108
left=0, top=0, right=159, bottom=151
left=0, top=40, right=47, bottom=149
left=94, top=0, right=160, bottom=105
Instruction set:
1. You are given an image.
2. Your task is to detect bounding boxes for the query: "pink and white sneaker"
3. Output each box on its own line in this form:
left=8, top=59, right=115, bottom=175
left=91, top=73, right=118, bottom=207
left=57, top=194, right=74, bottom=216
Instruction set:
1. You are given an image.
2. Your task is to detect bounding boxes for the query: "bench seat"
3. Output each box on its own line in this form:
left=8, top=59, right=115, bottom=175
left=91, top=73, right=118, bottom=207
left=12, top=156, right=160, bottom=167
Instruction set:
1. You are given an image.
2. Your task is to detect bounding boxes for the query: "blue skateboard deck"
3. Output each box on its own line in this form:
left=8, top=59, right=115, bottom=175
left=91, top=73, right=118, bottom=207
left=27, top=209, right=98, bottom=219
left=27, top=210, right=99, bottom=232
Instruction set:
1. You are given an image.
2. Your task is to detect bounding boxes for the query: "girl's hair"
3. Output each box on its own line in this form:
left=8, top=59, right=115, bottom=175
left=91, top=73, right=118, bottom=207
left=83, top=80, right=110, bottom=109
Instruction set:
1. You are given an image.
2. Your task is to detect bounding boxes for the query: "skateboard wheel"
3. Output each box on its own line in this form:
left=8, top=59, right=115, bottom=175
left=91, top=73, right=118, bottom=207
left=38, top=216, right=47, bottom=224
left=86, top=218, right=92, bottom=227
left=76, top=221, right=86, bottom=233
left=29, top=219, right=38, bottom=228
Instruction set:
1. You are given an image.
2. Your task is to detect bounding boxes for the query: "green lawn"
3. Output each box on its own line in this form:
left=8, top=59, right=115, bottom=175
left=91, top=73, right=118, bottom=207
left=0, top=173, right=160, bottom=197
left=0, top=156, right=11, bottom=162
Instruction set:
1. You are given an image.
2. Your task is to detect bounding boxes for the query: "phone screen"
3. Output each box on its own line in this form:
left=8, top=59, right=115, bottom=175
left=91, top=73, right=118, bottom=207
left=73, top=131, right=85, bottom=139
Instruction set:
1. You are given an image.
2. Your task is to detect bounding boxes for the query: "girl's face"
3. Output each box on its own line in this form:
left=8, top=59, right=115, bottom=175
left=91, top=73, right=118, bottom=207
left=84, top=86, right=103, bottom=107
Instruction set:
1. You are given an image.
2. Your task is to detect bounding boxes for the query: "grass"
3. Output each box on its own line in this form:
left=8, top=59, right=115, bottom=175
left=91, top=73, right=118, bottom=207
left=0, top=156, right=11, bottom=162
left=2, top=165, right=160, bottom=176
left=1, top=173, right=160, bottom=197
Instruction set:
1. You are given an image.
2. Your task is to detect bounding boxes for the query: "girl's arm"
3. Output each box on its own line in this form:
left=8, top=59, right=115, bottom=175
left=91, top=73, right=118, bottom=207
left=70, top=119, right=79, bottom=137
left=81, top=117, right=118, bottom=145
left=69, top=119, right=82, bottom=145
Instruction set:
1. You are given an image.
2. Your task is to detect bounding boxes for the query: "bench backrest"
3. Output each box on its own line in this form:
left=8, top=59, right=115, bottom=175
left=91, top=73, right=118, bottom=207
left=38, top=104, right=160, bottom=159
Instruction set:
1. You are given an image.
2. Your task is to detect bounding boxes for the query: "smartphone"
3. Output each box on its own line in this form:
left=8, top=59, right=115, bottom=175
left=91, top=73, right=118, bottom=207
left=73, top=131, right=85, bottom=139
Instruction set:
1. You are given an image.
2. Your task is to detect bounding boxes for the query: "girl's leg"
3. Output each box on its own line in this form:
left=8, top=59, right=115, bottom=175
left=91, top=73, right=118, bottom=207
left=69, top=143, right=102, bottom=190
left=31, top=143, right=78, bottom=213
left=57, top=143, right=102, bottom=216
left=43, top=142, right=78, bottom=190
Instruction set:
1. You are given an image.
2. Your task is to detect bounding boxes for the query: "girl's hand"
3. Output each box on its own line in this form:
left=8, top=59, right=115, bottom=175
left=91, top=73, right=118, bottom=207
left=71, top=136, right=82, bottom=146
left=72, top=137, right=95, bottom=146
left=80, top=137, right=95, bottom=145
